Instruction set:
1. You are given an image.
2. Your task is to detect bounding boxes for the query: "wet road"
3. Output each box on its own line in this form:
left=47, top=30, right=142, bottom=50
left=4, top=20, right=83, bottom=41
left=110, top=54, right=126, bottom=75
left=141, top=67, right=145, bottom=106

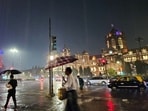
left=0, top=79, right=148, bottom=111
left=81, top=87, right=148, bottom=111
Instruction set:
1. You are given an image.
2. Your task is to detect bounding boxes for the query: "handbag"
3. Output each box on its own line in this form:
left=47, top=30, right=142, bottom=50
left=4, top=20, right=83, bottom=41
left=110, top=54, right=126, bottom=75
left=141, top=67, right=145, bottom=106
left=6, top=83, right=13, bottom=90
left=58, top=87, right=67, bottom=100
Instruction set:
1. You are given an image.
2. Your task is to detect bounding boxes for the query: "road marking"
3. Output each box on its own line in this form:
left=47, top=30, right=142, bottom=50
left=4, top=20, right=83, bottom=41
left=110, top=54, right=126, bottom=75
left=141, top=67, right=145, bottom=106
left=79, top=98, right=94, bottom=105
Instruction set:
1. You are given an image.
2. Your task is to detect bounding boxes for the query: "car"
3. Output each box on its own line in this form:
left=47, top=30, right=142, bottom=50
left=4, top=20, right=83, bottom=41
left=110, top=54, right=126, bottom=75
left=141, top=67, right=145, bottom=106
left=82, top=77, right=89, bottom=84
left=109, top=76, right=121, bottom=82
left=87, top=76, right=110, bottom=85
left=143, top=77, right=148, bottom=87
left=108, top=75, right=146, bottom=92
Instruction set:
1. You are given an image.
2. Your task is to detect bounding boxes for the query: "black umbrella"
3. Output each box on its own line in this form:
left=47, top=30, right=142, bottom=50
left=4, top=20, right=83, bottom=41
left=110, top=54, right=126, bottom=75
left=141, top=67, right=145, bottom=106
left=0, top=69, right=22, bottom=75
left=45, top=56, right=78, bottom=69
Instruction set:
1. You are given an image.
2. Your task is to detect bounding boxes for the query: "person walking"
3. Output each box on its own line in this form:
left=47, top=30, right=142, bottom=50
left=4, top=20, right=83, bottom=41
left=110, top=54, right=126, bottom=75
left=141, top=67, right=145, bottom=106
left=64, top=67, right=80, bottom=111
left=4, top=74, right=17, bottom=110
left=77, top=76, right=84, bottom=92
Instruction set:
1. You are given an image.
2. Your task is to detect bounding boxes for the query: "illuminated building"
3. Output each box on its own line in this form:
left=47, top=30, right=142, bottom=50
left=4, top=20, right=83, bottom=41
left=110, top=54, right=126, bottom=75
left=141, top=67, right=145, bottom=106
left=123, top=46, right=148, bottom=63
left=53, top=25, right=148, bottom=76
left=71, top=25, right=148, bottom=76
left=102, top=25, right=148, bottom=75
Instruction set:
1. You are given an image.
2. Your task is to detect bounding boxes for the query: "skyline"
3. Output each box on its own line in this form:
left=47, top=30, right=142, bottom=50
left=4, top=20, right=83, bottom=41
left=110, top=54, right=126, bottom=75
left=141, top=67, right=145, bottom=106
left=0, top=0, right=148, bottom=70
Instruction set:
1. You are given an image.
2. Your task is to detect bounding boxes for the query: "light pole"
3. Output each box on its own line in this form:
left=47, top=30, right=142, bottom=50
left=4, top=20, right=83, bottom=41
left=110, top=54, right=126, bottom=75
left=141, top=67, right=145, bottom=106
left=48, top=18, right=55, bottom=97
left=135, top=37, right=143, bottom=61
left=9, top=48, right=18, bottom=69
left=48, top=55, right=55, bottom=97
left=136, top=37, right=143, bottom=50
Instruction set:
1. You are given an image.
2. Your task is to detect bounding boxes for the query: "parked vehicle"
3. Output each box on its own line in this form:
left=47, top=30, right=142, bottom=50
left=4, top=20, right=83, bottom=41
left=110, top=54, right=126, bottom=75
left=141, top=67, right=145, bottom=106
left=87, top=76, right=110, bottom=85
left=82, top=77, right=89, bottom=84
left=108, top=75, right=146, bottom=92
left=143, top=77, right=148, bottom=87
left=109, top=76, right=121, bottom=82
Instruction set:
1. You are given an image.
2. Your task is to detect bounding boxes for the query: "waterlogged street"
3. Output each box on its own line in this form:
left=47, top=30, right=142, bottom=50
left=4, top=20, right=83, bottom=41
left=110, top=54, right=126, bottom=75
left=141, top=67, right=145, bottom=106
left=0, top=79, right=148, bottom=111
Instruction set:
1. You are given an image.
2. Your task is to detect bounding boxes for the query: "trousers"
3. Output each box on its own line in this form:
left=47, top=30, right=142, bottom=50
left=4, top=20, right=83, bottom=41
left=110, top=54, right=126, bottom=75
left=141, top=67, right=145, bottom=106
left=65, top=90, right=80, bottom=111
left=4, top=90, right=17, bottom=108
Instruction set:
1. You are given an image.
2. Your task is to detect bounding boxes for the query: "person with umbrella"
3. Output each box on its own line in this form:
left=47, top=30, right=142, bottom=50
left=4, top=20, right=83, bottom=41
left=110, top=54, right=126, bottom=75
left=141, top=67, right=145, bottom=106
left=63, top=67, right=80, bottom=111
left=4, top=74, right=18, bottom=110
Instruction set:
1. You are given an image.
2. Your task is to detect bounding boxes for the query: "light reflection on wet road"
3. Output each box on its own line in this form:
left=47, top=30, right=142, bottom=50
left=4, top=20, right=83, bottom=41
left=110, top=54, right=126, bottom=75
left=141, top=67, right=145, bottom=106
left=1, top=79, right=148, bottom=111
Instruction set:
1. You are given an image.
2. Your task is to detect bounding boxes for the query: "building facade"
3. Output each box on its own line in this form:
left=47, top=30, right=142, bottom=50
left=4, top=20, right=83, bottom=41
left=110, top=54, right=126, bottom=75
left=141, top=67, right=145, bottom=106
left=70, top=25, right=148, bottom=76
left=102, top=25, right=148, bottom=75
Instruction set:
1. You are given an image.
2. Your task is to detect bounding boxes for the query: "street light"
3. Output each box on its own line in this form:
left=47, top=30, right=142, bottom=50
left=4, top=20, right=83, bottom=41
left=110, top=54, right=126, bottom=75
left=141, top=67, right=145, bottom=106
left=49, top=55, right=54, bottom=61
left=10, top=48, right=18, bottom=53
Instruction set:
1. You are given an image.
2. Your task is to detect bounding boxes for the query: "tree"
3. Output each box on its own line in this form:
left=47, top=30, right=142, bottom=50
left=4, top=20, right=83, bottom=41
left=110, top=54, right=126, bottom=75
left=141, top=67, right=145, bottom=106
left=84, top=66, right=92, bottom=77
left=72, top=67, right=78, bottom=76
left=107, top=68, right=116, bottom=76
left=135, top=60, right=146, bottom=74
left=123, top=62, right=132, bottom=75
left=145, top=63, right=148, bottom=74
left=79, top=66, right=83, bottom=76
left=83, top=67, right=87, bottom=76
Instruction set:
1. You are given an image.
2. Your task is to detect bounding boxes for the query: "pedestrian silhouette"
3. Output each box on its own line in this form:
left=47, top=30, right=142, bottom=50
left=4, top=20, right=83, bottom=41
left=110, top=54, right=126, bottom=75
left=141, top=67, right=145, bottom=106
left=4, top=74, right=17, bottom=110
left=77, top=76, right=84, bottom=91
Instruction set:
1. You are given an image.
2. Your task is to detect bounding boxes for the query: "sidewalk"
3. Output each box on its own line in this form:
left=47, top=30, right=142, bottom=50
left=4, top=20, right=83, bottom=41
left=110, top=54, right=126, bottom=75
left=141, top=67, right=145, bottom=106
left=0, top=80, right=107, bottom=111
left=0, top=88, right=93, bottom=111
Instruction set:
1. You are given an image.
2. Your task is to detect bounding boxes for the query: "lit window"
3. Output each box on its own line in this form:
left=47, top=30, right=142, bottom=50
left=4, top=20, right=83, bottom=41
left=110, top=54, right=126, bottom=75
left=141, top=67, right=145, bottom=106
left=111, top=39, right=116, bottom=49
left=107, top=41, right=109, bottom=48
left=129, top=51, right=133, bottom=55
left=109, top=33, right=112, bottom=37
left=92, top=56, right=96, bottom=60
left=93, top=67, right=96, bottom=72
left=92, top=62, right=96, bottom=65
left=109, top=50, right=113, bottom=54
left=118, top=37, right=123, bottom=48
left=132, top=57, right=136, bottom=61
left=142, top=49, right=147, bottom=53
left=143, top=55, right=148, bottom=60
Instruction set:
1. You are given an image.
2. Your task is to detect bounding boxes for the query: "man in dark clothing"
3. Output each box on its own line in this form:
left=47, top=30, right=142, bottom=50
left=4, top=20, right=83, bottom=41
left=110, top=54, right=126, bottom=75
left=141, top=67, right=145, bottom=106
left=77, top=76, right=84, bottom=91
left=4, top=74, right=17, bottom=110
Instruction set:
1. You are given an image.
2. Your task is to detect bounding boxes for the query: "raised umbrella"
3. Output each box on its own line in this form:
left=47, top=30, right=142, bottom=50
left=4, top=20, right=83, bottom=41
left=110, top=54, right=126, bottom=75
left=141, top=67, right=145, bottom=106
left=0, top=69, right=22, bottom=75
left=45, top=56, right=78, bottom=69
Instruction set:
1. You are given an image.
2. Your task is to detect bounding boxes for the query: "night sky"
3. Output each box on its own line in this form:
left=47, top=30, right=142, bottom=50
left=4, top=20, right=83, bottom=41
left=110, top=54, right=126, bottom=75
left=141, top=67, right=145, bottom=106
left=0, top=0, right=148, bottom=70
